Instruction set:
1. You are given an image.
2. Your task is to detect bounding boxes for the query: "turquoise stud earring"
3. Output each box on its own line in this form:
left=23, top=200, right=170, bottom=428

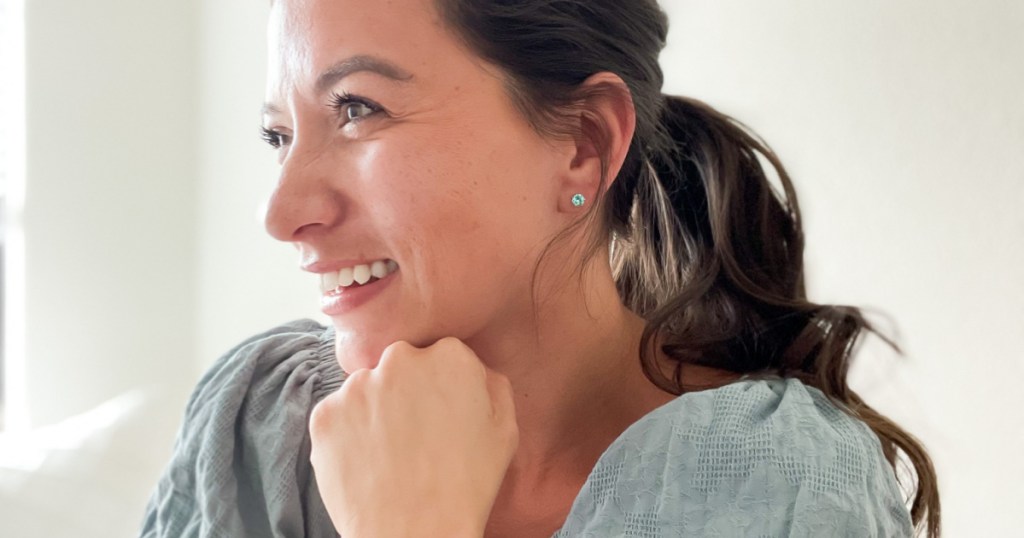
left=571, top=193, right=586, bottom=207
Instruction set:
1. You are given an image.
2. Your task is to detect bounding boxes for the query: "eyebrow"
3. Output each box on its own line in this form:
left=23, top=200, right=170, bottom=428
left=261, top=54, right=414, bottom=116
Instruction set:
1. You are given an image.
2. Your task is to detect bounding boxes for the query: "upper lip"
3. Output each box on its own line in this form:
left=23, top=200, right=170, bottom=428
left=301, top=258, right=394, bottom=274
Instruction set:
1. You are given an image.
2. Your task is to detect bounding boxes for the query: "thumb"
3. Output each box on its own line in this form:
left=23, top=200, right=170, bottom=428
left=484, top=369, right=519, bottom=449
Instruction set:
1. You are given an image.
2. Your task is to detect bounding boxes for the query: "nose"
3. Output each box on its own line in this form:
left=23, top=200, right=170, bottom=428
left=263, top=141, right=345, bottom=242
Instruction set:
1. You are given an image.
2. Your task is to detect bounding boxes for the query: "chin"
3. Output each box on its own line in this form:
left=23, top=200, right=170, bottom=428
left=332, top=329, right=387, bottom=373
left=329, top=314, right=472, bottom=372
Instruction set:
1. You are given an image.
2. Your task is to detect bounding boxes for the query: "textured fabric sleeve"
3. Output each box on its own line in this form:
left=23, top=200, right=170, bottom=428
left=138, top=319, right=346, bottom=538
left=553, top=378, right=914, bottom=538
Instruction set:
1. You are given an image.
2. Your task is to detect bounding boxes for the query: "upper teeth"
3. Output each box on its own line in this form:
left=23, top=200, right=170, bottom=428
left=320, top=259, right=398, bottom=293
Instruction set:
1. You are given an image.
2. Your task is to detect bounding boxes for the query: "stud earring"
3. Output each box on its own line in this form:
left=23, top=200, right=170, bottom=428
left=571, top=193, right=586, bottom=207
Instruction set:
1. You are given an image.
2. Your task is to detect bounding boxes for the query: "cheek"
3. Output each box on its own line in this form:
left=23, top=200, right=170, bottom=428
left=354, top=117, right=558, bottom=329
left=367, top=126, right=533, bottom=240
left=357, top=137, right=490, bottom=287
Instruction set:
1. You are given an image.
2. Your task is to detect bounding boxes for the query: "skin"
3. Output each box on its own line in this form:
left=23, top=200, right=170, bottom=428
left=262, top=0, right=733, bottom=535
left=309, top=337, right=520, bottom=537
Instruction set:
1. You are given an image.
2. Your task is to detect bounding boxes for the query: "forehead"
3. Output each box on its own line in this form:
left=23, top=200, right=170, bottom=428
left=267, top=0, right=459, bottom=95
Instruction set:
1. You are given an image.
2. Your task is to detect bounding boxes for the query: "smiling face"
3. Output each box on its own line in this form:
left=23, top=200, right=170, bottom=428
left=261, top=0, right=579, bottom=372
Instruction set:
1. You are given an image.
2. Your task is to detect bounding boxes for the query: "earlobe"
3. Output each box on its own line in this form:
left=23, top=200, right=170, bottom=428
left=556, top=192, right=587, bottom=213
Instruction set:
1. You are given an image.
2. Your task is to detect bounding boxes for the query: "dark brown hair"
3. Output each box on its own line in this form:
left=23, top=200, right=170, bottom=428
left=437, top=0, right=939, bottom=535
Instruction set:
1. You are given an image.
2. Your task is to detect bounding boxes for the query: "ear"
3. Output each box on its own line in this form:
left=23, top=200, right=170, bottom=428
left=557, top=72, right=637, bottom=214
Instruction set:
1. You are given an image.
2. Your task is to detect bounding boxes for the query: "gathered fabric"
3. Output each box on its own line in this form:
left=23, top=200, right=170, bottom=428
left=139, top=319, right=911, bottom=538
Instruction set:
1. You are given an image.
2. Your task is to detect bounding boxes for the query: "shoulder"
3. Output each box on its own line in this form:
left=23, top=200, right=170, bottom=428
left=183, top=318, right=343, bottom=418
left=556, top=378, right=914, bottom=537
left=140, top=319, right=343, bottom=538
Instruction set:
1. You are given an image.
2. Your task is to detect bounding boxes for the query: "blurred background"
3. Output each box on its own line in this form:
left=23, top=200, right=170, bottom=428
left=1, top=0, right=1021, bottom=536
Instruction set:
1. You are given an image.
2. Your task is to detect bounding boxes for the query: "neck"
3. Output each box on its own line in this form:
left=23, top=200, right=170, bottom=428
left=464, top=249, right=676, bottom=488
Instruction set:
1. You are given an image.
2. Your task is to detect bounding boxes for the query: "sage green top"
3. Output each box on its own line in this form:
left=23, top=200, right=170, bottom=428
left=140, top=319, right=912, bottom=537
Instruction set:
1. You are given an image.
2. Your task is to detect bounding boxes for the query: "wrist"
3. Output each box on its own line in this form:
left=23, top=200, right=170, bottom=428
left=343, top=513, right=483, bottom=538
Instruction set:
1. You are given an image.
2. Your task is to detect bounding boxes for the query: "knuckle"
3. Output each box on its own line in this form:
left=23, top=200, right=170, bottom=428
left=383, top=339, right=414, bottom=354
left=380, top=340, right=414, bottom=364
left=344, top=367, right=371, bottom=387
left=436, top=337, right=476, bottom=366
left=436, top=336, right=467, bottom=352
left=308, top=399, right=334, bottom=438
left=309, top=368, right=368, bottom=437
left=435, top=336, right=458, bottom=346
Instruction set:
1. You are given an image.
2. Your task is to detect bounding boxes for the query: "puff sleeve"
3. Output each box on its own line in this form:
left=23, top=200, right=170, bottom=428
left=553, top=378, right=914, bottom=537
left=139, top=319, right=345, bottom=538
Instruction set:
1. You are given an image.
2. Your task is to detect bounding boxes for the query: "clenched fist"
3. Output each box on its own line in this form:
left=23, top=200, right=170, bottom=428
left=309, top=337, right=520, bottom=537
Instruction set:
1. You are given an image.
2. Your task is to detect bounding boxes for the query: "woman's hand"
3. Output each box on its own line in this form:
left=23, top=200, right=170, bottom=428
left=309, top=337, right=519, bottom=538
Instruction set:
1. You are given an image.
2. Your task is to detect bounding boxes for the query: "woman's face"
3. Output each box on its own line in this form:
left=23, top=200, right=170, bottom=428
left=262, top=0, right=575, bottom=371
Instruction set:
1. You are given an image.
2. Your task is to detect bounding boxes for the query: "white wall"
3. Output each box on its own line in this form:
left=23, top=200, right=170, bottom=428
left=3, top=0, right=1021, bottom=536
left=2, top=1, right=203, bottom=534
left=661, top=1, right=1023, bottom=535
left=21, top=0, right=199, bottom=427
left=195, top=0, right=321, bottom=377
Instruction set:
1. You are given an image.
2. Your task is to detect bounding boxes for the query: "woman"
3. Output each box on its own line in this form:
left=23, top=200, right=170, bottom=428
left=141, top=0, right=939, bottom=536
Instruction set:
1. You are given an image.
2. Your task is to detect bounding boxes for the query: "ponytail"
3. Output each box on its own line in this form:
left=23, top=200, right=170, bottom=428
left=610, top=94, right=941, bottom=536
left=435, top=0, right=939, bottom=533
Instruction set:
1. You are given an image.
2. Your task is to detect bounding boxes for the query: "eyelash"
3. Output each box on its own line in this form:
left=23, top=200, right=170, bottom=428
left=328, top=91, right=383, bottom=125
left=259, top=92, right=384, bottom=150
left=260, top=126, right=288, bottom=149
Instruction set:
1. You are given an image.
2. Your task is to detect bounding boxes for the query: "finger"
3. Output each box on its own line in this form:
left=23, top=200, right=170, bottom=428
left=416, top=337, right=485, bottom=391
left=378, top=340, right=416, bottom=371
left=485, top=370, right=519, bottom=457
left=484, top=369, right=517, bottom=423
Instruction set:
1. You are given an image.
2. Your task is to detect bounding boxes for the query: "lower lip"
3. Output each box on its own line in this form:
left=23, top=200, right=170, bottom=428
left=320, top=271, right=398, bottom=315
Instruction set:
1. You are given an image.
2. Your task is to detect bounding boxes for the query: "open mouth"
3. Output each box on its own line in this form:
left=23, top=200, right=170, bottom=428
left=319, top=259, right=399, bottom=295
